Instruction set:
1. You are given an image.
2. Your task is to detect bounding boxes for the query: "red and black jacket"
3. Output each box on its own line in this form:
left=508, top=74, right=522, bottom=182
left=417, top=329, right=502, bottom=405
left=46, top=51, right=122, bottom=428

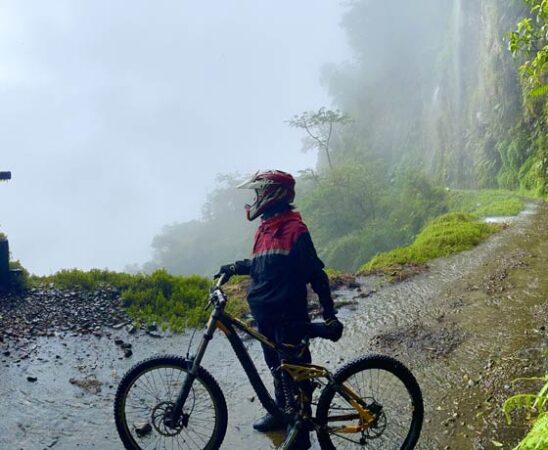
left=233, top=209, right=335, bottom=324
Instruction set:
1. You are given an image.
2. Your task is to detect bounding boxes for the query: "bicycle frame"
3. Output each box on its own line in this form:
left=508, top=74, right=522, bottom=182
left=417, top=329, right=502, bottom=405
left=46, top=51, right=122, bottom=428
left=171, top=283, right=377, bottom=437
left=172, top=288, right=286, bottom=423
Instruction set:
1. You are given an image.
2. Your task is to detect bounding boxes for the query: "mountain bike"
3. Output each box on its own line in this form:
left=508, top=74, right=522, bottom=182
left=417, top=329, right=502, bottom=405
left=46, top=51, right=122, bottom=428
left=114, top=275, right=424, bottom=449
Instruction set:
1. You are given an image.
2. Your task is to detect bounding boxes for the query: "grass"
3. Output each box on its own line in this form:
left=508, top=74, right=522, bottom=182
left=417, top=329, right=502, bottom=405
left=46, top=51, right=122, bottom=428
left=446, top=189, right=525, bottom=217
left=361, top=213, right=498, bottom=273
left=35, top=268, right=136, bottom=290
left=358, top=189, right=527, bottom=275
left=33, top=269, right=213, bottom=332
left=515, top=413, right=548, bottom=450
left=121, top=271, right=211, bottom=331
left=503, top=375, right=548, bottom=450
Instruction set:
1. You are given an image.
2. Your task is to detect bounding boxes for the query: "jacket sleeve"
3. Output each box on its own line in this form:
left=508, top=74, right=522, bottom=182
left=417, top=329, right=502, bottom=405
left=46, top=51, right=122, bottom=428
left=293, top=232, right=336, bottom=318
left=233, top=259, right=251, bottom=275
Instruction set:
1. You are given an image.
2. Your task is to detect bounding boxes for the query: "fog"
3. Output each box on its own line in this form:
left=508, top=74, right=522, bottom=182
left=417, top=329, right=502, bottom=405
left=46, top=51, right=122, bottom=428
left=0, top=1, right=349, bottom=274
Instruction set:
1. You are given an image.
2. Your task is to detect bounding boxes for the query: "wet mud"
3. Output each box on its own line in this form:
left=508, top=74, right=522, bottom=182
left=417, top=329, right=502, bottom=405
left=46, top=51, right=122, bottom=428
left=371, top=321, right=465, bottom=361
left=0, top=202, right=546, bottom=449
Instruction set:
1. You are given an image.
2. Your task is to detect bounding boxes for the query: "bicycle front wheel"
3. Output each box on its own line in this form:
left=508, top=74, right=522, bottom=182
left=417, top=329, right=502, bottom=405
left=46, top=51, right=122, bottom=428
left=316, top=354, right=423, bottom=450
left=114, top=355, right=228, bottom=450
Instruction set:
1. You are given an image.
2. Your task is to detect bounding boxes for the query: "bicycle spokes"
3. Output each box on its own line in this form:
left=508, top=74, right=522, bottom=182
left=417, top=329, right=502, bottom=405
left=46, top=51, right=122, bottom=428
left=121, top=364, right=220, bottom=449
left=316, top=355, right=423, bottom=450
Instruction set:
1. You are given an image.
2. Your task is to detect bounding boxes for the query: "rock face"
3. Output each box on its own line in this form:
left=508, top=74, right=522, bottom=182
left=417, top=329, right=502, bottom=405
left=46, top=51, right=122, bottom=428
left=0, top=286, right=130, bottom=342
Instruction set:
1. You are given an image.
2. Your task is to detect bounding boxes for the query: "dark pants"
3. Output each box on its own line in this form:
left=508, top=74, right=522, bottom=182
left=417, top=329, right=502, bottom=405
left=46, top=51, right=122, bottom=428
left=257, top=320, right=312, bottom=410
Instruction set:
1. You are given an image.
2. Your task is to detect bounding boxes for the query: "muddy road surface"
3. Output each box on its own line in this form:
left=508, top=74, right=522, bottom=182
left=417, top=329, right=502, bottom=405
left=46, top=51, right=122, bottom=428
left=1, top=202, right=546, bottom=449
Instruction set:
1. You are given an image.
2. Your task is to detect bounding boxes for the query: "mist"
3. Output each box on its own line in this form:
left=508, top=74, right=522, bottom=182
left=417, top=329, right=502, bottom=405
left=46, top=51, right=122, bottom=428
left=0, top=1, right=349, bottom=274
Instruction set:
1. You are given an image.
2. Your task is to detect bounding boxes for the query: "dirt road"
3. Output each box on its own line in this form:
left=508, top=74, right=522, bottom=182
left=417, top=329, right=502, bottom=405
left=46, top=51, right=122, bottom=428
left=0, top=202, right=546, bottom=449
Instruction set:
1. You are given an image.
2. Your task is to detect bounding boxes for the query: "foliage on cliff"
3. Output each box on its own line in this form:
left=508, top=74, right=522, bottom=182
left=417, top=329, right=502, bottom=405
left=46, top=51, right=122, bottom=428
left=506, top=0, right=548, bottom=196
left=145, top=1, right=539, bottom=276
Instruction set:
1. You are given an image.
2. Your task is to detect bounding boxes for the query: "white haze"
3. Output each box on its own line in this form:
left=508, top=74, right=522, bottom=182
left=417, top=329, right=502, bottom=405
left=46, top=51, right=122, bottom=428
left=0, top=1, right=349, bottom=274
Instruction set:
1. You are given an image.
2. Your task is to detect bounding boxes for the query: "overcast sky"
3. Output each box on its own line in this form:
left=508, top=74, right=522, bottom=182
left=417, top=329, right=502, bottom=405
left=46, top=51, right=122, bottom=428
left=0, top=1, right=349, bottom=274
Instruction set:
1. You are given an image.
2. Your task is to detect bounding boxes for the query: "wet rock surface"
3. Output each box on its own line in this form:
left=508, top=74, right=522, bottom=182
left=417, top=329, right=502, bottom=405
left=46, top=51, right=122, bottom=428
left=0, top=286, right=131, bottom=343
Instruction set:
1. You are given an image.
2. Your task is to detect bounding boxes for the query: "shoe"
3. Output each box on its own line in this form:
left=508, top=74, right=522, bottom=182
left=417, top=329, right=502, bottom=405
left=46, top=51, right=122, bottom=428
left=253, top=413, right=286, bottom=432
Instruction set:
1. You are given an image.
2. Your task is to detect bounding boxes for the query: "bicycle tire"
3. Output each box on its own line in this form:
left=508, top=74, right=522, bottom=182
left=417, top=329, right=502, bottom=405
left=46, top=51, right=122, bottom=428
left=114, top=355, right=228, bottom=450
left=315, top=354, right=423, bottom=450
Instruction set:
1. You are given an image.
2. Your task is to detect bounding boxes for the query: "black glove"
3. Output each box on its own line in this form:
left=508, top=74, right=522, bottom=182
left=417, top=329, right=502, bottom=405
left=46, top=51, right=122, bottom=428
left=323, top=316, right=343, bottom=342
left=214, top=264, right=237, bottom=285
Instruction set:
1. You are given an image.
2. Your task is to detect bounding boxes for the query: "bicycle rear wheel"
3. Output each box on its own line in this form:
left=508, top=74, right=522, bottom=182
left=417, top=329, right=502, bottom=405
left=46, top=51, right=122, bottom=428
left=114, top=355, right=227, bottom=450
left=315, top=354, right=423, bottom=450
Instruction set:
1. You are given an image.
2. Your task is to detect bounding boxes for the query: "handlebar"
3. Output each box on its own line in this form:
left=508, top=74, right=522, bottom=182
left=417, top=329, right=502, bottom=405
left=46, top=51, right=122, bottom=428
left=210, top=275, right=343, bottom=342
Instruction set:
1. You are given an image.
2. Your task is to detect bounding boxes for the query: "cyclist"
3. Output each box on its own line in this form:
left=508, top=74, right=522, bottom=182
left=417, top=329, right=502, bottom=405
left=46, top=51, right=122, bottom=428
left=215, top=170, right=343, bottom=449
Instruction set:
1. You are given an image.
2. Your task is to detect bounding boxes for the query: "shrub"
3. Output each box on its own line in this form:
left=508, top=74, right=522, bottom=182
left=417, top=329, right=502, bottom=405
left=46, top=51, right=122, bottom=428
left=123, top=270, right=211, bottom=331
left=34, top=268, right=135, bottom=290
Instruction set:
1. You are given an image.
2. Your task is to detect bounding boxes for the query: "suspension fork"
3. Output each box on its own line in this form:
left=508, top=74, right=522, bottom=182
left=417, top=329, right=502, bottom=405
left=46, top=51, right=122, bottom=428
left=170, top=310, right=219, bottom=425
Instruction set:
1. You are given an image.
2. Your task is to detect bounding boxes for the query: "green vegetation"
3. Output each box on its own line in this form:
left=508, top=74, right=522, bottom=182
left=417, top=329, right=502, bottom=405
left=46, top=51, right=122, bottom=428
left=31, top=268, right=252, bottom=332
left=503, top=375, right=548, bottom=449
left=144, top=1, right=541, bottom=278
left=34, top=269, right=212, bottom=331
left=508, top=0, right=548, bottom=97
left=353, top=189, right=525, bottom=277
left=144, top=2, right=542, bottom=277
left=507, top=0, right=548, bottom=197
left=36, top=268, right=136, bottom=290
left=299, top=165, right=448, bottom=271
left=446, top=189, right=525, bottom=216
left=121, top=271, right=211, bottom=331
left=361, top=213, right=497, bottom=273
left=516, top=415, right=548, bottom=450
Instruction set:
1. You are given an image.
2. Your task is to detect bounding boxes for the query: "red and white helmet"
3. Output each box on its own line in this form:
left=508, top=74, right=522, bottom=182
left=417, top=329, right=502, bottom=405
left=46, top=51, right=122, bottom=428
left=237, top=170, right=296, bottom=221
